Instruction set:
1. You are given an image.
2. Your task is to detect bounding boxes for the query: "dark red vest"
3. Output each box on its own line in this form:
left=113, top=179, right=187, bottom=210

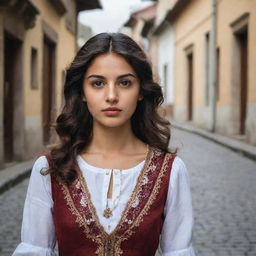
left=46, top=146, right=175, bottom=256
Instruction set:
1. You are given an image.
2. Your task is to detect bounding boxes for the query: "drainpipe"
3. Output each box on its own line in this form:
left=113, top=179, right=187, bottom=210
left=209, top=0, right=217, bottom=132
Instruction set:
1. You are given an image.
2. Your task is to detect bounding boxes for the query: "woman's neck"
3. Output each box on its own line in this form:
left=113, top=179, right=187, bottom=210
left=85, top=121, right=145, bottom=155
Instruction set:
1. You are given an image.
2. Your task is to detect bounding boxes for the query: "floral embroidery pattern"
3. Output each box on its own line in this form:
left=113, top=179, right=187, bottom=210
left=57, top=146, right=174, bottom=256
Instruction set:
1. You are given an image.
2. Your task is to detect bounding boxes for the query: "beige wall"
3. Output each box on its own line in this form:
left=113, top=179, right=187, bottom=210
left=216, top=0, right=256, bottom=144
left=172, top=0, right=256, bottom=145
left=217, top=0, right=256, bottom=104
left=174, top=0, right=211, bottom=109
left=25, top=0, right=76, bottom=116
left=0, top=1, right=78, bottom=164
left=23, top=1, right=77, bottom=157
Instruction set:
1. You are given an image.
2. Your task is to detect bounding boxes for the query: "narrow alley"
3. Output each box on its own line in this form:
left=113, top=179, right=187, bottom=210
left=1, top=128, right=256, bottom=256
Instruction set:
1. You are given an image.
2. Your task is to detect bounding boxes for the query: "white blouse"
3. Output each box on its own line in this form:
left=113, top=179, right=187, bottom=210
left=12, top=154, right=196, bottom=256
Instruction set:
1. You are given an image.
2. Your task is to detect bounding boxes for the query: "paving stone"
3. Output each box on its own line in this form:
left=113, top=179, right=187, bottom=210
left=171, top=128, right=256, bottom=256
left=0, top=179, right=28, bottom=255
left=1, top=128, right=256, bottom=256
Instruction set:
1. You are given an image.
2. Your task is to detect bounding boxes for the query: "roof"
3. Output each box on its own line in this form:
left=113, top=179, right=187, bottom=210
left=153, top=0, right=190, bottom=34
left=165, top=0, right=190, bottom=22
left=141, top=18, right=155, bottom=37
left=0, top=0, right=40, bottom=29
left=124, top=3, right=156, bottom=28
left=49, top=0, right=102, bottom=15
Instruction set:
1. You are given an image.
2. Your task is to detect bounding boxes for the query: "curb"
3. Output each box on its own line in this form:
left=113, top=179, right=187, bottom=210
left=171, top=121, right=256, bottom=162
left=1, top=122, right=255, bottom=195
left=0, top=159, right=35, bottom=195
left=0, top=169, right=31, bottom=194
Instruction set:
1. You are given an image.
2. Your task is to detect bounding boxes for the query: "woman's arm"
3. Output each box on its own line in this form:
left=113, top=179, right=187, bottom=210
left=160, top=156, right=196, bottom=256
left=12, top=156, right=57, bottom=256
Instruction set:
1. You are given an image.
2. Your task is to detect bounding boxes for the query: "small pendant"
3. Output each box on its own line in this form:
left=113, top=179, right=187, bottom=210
left=103, top=208, right=112, bottom=218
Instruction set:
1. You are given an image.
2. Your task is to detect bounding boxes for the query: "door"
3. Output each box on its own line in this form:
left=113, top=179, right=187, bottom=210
left=4, top=34, right=21, bottom=162
left=237, top=30, right=248, bottom=135
left=42, top=37, right=56, bottom=144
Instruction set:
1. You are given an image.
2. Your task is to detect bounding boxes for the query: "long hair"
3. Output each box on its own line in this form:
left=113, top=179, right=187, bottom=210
left=43, top=32, right=175, bottom=184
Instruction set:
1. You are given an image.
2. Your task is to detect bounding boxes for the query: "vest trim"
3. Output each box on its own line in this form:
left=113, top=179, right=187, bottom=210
left=54, top=146, right=173, bottom=256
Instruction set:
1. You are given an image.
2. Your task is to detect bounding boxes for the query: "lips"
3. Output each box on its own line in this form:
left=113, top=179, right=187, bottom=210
left=102, top=107, right=121, bottom=112
left=102, top=107, right=122, bottom=116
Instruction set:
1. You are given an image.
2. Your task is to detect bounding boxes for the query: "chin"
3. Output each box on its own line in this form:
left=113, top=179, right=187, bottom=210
left=96, top=118, right=130, bottom=129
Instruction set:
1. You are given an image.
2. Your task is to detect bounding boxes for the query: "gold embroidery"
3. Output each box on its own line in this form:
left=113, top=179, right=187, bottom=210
left=58, top=179, right=104, bottom=249
left=115, top=152, right=173, bottom=247
left=128, top=152, right=172, bottom=229
left=56, top=146, right=173, bottom=256
left=108, top=145, right=154, bottom=234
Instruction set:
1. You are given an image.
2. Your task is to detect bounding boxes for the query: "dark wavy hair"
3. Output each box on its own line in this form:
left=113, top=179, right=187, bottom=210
left=43, top=32, right=175, bottom=184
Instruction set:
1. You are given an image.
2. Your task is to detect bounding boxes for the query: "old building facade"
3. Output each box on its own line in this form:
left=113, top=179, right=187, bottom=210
left=153, top=0, right=177, bottom=116
left=168, top=0, right=256, bottom=145
left=132, top=0, right=255, bottom=146
left=122, top=3, right=158, bottom=77
left=0, top=0, right=101, bottom=166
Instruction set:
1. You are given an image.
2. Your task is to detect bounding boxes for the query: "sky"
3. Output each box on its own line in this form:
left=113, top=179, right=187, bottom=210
left=78, top=0, right=154, bottom=35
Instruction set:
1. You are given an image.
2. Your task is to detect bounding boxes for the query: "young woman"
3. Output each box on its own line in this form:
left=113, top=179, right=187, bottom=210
left=13, top=33, right=195, bottom=256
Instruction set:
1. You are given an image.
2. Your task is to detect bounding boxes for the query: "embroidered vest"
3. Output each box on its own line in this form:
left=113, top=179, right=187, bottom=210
left=46, top=146, right=175, bottom=256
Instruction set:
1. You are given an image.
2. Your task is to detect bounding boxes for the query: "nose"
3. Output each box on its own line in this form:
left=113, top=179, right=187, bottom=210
left=105, top=83, right=118, bottom=103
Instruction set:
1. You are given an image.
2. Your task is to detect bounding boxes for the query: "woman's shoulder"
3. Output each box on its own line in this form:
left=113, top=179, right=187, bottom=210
left=33, top=155, right=49, bottom=169
left=170, top=155, right=190, bottom=188
left=172, top=154, right=187, bottom=169
left=152, top=147, right=188, bottom=176
left=153, top=147, right=183, bottom=166
left=27, top=155, right=53, bottom=206
left=29, top=155, right=50, bottom=179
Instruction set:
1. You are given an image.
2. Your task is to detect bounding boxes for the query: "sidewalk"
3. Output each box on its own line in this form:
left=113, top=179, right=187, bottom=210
left=0, top=158, right=35, bottom=194
left=171, top=121, right=256, bottom=161
left=0, top=122, right=255, bottom=195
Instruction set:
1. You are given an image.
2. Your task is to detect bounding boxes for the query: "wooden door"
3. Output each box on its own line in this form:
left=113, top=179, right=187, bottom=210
left=238, top=31, right=248, bottom=135
left=4, top=34, right=20, bottom=162
left=42, top=37, right=55, bottom=144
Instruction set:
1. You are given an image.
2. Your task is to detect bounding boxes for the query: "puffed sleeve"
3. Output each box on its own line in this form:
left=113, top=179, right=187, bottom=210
left=12, top=156, right=57, bottom=256
left=159, top=156, right=196, bottom=256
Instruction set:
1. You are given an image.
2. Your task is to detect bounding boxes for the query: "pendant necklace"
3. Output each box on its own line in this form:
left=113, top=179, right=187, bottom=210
left=103, top=169, right=119, bottom=218
left=103, top=202, right=114, bottom=218
left=103, top=197, right=119, bottom=218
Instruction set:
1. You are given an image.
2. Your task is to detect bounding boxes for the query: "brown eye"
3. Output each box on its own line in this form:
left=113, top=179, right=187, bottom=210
left=119, top=80, right=132, bottom=87
left=92, top=80, right=104, bottom=88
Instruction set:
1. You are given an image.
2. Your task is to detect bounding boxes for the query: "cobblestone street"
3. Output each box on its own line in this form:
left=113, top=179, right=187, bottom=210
left=0, top=179, right=28, bottom=256
left=171, top=129, right=256, bottom=256
left=1, top=128, right=256, bottom=256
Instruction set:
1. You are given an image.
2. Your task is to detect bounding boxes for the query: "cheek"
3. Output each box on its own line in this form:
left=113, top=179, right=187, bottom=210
left=84, top=91, right=100, bottom=115
left=123, top=92, right=140, bottom=113
left=86, top=98, right=100, bottom=115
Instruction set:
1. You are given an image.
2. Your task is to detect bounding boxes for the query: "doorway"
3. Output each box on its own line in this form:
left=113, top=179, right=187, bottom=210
left=42, top=36, right=56, bottom=144
left=231, top=14, right=249, bottom=136
left=235, top=28, right=248, bottom=135
left=187, top=53, right=193, bottom=121
left=4, top=33, right=22, bottom=162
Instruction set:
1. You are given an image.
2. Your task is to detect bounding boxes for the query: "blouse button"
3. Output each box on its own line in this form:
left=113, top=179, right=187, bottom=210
left=106, top=171, right=110, bottom=175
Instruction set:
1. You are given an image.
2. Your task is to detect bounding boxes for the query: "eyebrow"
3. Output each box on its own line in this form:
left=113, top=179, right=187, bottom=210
left=86, top=73, right=137, bottom=80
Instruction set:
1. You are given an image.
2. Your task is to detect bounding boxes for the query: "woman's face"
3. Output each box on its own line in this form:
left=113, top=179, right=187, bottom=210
left=83, top=52, right=143, bottom=129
